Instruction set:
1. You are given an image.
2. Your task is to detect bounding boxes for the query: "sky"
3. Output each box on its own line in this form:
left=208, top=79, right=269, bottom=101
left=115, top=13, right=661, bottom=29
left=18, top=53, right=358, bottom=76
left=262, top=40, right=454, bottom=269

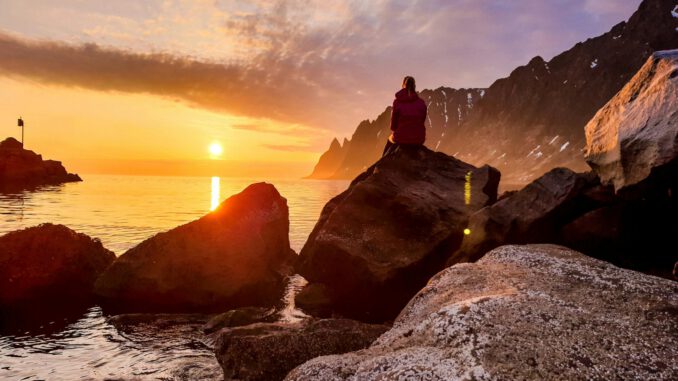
left=0, top=0, right=641, bottom=177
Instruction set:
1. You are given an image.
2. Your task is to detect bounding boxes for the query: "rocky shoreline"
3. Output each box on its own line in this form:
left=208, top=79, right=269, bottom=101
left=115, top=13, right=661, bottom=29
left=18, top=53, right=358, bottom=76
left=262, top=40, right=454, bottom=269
left=0, top=137, right=82, bottom=191
left=1, top=50, right=677, bottom=381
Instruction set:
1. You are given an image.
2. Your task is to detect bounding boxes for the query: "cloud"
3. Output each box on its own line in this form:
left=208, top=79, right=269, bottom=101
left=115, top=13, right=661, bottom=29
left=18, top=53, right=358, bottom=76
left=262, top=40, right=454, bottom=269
left=262, top=143, right=317, bottom=152
left=0, top=0, right=642, bottom=137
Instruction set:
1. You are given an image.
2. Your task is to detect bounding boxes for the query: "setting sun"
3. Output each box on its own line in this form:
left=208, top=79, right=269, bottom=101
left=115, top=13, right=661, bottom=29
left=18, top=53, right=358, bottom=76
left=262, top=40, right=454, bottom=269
left=208, top=142, right=223, bottom=157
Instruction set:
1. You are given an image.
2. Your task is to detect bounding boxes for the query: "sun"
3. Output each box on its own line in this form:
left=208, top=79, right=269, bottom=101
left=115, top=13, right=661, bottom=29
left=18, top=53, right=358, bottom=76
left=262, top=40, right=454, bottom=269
left=208, top=142, right=223, bottom=157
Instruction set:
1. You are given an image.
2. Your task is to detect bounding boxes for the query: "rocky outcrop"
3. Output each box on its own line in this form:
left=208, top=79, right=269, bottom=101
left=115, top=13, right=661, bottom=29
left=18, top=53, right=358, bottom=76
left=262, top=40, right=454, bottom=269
left=286, top=245, right=678, bottom=381
left=0, top=223, right=115, bottom=307
left=451, top=168, right=610, bottom=265
left=309, top=0, right=678, bottom=185
left=585, top=49, right=678, bottom=191
left=94, top=183, right=297, bottom=312
left=297, top=146, right=500, bottom=321
left=0, top=137, right=81, bottom=190
left=215, top=319, right=389, bottom=381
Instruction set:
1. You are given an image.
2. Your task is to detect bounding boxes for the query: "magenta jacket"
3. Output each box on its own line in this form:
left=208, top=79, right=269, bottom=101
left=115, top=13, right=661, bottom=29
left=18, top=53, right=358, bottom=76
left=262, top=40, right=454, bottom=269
left=389, top=88, right=427, bottom=145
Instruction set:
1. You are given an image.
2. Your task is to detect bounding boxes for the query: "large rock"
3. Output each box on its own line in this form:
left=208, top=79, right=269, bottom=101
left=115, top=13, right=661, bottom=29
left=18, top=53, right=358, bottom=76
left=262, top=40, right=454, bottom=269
left=0, top=223, right=115, bottom=307
left=215, top=318, right=389, bottom=381
left=286, top=245, right=678, bottom=381
left=585, top=49, right=678, bottom=191
left=95, top=183, right=296, bottom=312
left=297, top=145, right=499, bottom=321
left=0, top=137, right=81, bottom=190
left=451, top=168, right=610, bottom=265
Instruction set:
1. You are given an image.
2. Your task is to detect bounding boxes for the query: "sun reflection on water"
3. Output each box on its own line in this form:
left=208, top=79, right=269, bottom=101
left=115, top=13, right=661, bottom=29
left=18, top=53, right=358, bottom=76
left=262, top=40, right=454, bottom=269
left=210, top=176, right=220, bottom=211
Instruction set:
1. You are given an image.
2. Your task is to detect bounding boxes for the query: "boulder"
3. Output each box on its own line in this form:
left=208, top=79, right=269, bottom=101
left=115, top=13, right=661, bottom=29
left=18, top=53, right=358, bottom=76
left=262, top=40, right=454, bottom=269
left=0, top=223, right=115, bottom=307
left=297, top=145, right=500, bottom=321
left=286, top=245, right=678, bottom=381
left=94, top=183, right=297, bottom=312
left=203, top=307, right=278, bottom=334
left=215, top=318, right=389, bottom=381
left=585, top=50, right=678, bottom=191
left=0, top=137, right=81, bottom=190
left=451, top=168, right=610, bottom=265
left=294, top=283, right=333, bottom=318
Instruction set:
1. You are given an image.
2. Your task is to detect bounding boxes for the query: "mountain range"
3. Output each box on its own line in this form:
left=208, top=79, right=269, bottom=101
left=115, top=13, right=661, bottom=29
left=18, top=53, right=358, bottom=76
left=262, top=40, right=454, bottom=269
left=306, top=0, right=678, bottom=187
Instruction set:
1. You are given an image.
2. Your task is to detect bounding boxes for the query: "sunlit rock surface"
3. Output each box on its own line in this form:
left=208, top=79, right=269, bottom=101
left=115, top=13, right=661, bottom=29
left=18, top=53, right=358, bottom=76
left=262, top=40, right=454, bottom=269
left=215, top=318, right=389, bottom=381
left=0, top=137, right=81, bottom=190
left=585, top=49, right=678, bottom=191
left=286, top=245, right=678, bottom=381
left=95, top=183, right=297, bottom=312
left=0, top=223, right=114, bottom=307
left=297, top=145, right=499, bottom=321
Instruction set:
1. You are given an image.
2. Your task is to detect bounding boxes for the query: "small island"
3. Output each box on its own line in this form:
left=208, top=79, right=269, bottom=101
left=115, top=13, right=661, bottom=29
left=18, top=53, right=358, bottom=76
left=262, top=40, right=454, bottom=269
left=0, top=137, right=81, bottom=191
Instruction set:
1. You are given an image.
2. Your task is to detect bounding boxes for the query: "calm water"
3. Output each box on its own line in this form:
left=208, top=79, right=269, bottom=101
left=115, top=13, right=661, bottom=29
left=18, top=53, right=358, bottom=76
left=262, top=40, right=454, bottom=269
left=0, top=175, right=349, bottom=380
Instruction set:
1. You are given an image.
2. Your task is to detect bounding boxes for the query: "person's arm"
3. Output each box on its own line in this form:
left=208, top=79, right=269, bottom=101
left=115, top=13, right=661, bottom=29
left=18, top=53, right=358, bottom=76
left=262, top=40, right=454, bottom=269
left=390, top=100, right=399, bottom=131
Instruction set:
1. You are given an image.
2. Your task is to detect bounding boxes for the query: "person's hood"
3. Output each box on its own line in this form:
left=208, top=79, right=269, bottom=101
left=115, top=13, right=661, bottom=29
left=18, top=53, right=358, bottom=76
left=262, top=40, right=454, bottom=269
left=395, top=88, right=420, bottom=102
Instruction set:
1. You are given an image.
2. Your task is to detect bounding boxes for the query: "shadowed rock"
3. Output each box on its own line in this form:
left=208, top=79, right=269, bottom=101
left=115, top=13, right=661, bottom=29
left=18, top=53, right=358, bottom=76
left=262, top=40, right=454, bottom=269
left=0, top=223, right=114, bottom=308
left=94, top=183, right=297, bottom=312
left=585, top=49, right=678, bottom=191
left=450, top=168, right=611, bottom=265
left=286, top=245, right=678, bottom=381
left=297, top=145, right=499, bottom=322
left=215, top=319, right=389, bottom=381
left=0, top=137, right=81, bottom=191
left=203, top=307, right=278, bottom=334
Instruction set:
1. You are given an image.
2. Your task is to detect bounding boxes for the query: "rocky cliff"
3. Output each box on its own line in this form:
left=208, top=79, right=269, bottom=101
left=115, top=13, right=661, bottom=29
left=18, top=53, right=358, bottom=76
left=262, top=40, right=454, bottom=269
left=0, top=137, right=81, bottom=190
left=308, top=0, right=678, bottom=185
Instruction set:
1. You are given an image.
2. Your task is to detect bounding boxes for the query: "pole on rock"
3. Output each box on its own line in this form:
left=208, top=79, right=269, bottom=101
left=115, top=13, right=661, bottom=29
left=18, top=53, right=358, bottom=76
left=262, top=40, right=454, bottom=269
left=17, top=117, right=24, bottom=147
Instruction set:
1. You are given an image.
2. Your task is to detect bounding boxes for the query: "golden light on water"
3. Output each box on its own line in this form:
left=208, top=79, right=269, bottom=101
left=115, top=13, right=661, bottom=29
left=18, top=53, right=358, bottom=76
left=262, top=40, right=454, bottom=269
left=465, top=171, right=472, bottom=205
left=210, top=176, right=220, bottom=211
left=208, top=142, right=223, bottom=157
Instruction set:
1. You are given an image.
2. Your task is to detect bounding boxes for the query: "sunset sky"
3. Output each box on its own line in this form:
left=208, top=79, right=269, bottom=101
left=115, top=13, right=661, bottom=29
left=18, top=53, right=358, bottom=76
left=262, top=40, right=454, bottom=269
left=0, top=0, right=640, bottom=177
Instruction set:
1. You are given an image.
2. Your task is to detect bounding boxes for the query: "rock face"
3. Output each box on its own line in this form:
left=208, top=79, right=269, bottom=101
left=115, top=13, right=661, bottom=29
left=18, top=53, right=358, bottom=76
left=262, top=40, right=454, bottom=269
left=451, top=168, right=609, bottom=265
left=0, top=224, right=115, bottom=307
left=0, top=137, right=81, bottom=190
left=305, top=138, right=350, bottom=179
left=297, top=145, right=500, bottom=321
left=585, top=49, right=678, bottom=191
left=95, top=183, right=296, bottom=312
left=309, top=0, right=678, bottom=185
left=215, top=319, right=389, bottom=381
left=286, top=245, right=678, bottom=381
left=203, top=307, right=279, bottom=334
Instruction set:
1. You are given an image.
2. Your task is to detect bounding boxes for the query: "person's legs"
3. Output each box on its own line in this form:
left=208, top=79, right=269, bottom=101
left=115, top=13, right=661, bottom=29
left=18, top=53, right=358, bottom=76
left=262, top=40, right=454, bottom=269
left=382, top=140, right=396, bottom=157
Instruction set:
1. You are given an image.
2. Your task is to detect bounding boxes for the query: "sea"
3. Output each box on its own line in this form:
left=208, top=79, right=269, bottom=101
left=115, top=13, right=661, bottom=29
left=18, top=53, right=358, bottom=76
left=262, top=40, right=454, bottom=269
left=0, top=174, right=350, bottom=380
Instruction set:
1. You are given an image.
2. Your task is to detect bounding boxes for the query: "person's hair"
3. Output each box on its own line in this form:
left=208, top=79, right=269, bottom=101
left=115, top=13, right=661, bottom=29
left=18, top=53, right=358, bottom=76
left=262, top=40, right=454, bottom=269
left=402, top=76, right=416, bottom=94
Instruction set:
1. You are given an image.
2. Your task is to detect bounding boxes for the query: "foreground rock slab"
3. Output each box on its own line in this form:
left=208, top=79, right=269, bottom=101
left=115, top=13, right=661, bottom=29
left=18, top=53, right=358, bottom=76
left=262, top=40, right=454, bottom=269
left=298, top=145, right=499, bottom=321
left=95, top=183, right=296, bottom=312
left=287, top=245, right=678, bottom=381
left=0, top=224, right=115, bottom=307
left=0, top=137, right=81, bottom=190
left=585, top=49, right=678, bottom=191
left=215, top=318, right=389, bottom=381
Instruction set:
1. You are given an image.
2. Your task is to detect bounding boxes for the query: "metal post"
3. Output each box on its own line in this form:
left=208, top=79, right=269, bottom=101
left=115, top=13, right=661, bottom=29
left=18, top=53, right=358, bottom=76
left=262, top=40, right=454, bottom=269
left=17, top=117, right=24, bottom=147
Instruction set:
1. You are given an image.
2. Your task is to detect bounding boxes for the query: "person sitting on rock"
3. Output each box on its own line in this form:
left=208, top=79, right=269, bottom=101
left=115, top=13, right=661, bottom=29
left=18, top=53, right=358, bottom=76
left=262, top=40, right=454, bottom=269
left=383, top=75, right=428, bottom=156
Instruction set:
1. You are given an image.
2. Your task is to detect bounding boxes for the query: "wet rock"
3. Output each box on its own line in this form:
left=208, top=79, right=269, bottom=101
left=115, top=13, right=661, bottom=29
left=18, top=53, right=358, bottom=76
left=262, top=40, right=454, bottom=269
left=0, top=223, right=115, bottom=307
left=203, top=307, right=278, bottom=334
left=95, top=183, right=297, bottom=312
left=585, top=49, right=678, bottom=191
left=0, top=137, right=81, bottom=190
left=297, top=145, right=499, bottom=321
left=294, top=283, right=333, bottom=318
left=451, top=168, right=608, bottom=265
left=286, top=245, right=678, bottom=381
left=215, top=318, right=389, bottom=381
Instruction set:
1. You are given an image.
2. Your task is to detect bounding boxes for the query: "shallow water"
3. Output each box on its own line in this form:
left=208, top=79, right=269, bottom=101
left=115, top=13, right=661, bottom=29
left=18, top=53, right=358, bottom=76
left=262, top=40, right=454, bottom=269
left=0, top=175, right=348, bottom=380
